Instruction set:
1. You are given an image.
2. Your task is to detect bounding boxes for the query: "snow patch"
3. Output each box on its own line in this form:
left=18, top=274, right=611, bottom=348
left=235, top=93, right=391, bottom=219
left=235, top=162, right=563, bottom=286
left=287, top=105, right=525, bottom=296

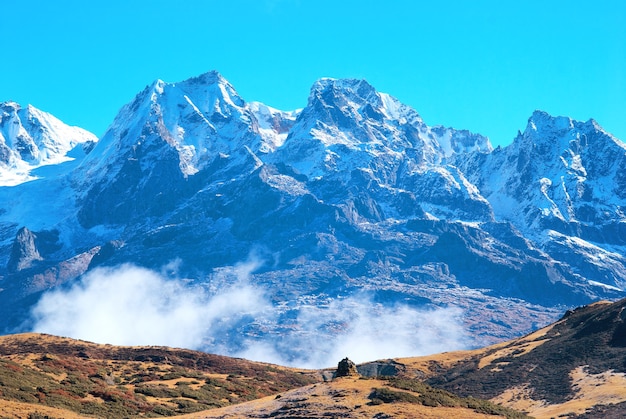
left=588, top=280, right=622, bottom=292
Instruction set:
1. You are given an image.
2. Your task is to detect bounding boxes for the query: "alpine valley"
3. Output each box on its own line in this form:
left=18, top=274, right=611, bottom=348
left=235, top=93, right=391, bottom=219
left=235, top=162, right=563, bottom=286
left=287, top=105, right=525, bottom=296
left=1, top=71, right=625, bottom=366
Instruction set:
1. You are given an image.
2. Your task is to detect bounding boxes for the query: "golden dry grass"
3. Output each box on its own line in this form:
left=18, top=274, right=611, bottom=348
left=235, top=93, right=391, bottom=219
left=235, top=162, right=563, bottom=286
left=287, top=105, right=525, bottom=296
left=0, top=398, right=93, bottom=419
left=177, top=377, right=510, bottom=419
left=493, top=366, right=626, bottom=418
left=396, top=348, right=489, bottom=378
left=396, top=317, right=626, bottom=418
left=395, top=323, right=558, bottom=378
left=393, top=322, right=558, bottom=379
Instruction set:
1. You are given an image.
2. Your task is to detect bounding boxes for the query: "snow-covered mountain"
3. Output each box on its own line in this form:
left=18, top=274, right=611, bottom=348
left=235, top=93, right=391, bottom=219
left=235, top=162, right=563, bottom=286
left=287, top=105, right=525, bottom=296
left=457, top=110, right=626, bottom=292
left=0, top=102, right=97, bottom=186
left=74, top=72, right=297, bottom=227
left=267, top=78, right=494, bottom=222
left=1, top=71, right=625, bottom=364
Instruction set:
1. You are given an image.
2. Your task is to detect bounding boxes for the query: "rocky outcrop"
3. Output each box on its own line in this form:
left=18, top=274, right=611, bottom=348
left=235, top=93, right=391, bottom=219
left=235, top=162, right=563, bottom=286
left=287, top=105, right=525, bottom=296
left=335, top=357, right=359, bottom=378
left=7, top=227, right=43, bottom=273
left=6, top=227, right=63, bottom=274
left=357, top=360, right=406, bottom=378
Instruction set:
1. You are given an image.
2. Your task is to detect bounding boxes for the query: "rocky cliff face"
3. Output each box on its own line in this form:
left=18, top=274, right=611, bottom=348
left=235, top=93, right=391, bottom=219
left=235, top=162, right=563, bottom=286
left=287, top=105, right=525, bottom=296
left=7, top=227, right=42, bottom=273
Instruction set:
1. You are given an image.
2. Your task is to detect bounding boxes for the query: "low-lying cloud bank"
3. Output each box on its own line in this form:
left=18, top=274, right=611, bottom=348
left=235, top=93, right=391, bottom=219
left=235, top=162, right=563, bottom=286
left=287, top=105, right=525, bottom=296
left=237, top=298, right=469, bottom=369
left=31, top=263, right=470, bottom=369
left=31, top=263, right=268, bottom=350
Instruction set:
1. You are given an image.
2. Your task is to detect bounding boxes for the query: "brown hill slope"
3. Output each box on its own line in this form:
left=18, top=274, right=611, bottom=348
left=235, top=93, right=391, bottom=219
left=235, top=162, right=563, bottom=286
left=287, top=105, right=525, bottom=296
left=0, top=333, right=319, bottom=418
left=10, top=295, right=626, bottom=419
left=394, top=299, right=626, bottom=418
left=0, top=333, right=528, bottom=419
left=4, top=296, right=626, bottom=419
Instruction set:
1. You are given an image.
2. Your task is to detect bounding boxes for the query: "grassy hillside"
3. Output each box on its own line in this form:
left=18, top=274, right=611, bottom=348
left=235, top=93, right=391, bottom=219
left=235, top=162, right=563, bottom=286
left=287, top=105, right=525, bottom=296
left=8, top=298, right=626, bottom=419
left=0, top=333, right=528, bottom=419
left=0, top=333, right=319, bottom=418
left=393, top=299, right=626, bottom=418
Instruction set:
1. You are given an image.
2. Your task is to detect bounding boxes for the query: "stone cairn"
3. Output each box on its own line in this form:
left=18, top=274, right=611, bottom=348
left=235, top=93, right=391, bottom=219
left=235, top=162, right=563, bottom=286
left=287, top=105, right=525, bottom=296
left=335, top=357, right=360, bottom=378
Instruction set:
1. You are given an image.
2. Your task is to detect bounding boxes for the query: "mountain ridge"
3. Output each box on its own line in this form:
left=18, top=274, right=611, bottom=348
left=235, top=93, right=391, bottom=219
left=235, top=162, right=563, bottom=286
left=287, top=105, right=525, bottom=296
left=0, top=71, right=625, bottom=367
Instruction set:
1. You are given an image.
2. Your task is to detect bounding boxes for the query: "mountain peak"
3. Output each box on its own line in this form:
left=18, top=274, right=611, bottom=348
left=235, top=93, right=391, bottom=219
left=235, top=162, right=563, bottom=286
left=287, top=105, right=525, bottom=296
left=0, top=101, right=21, bottom=113
left=175, top=71, right=245, bottom=110
left=137, top=71, right=239, bottom=108
left=309, top=77, right=381, bottom=110
left=526, top=110, right=574, bottom=135
left=311, top=77, right=375, bottom=93
left=522, top=110, right=617, bottom=149
left=76, top=70, right=256, bottom=190
left=150, top=78, right=166, bottom=94
left=0, top=103, right=97, bottom=185
left=186, top=70, right=225, bottom=84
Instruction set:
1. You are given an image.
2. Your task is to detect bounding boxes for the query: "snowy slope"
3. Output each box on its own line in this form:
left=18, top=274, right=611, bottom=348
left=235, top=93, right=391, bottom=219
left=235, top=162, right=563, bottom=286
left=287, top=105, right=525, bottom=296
left=74, top=71, right=301, bottom=227
left=458, top=110, right=626, bottom=290
left=0, top=102, right=97, bottom=186
left=268, top=78, right=494, bottom=222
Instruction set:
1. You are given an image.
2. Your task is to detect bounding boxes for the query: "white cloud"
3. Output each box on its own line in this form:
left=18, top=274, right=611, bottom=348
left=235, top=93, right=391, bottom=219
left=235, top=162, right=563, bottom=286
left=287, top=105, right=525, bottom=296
left=237, top=296, right=470, bottom=369
left=31, top=263, right=470, bottom=369
left=31, top=263, right=270, bottom=350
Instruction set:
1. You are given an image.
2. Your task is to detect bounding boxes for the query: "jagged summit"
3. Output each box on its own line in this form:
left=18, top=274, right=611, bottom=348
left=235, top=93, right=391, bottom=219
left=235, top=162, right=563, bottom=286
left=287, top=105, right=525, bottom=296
left=522, top=110, right=615, bottom=145
left=78, top=71, right=253, bottom=181
left=0, top=101, right=20, bottom=112
left=309, top=78, right=383, bottom=109
left=275, top=76, right=437, bottom=180
left=456, top=109, right=626, bottom=294
left=524, top=110, right=577, bottom=143
left=173, top=70, right=247, bottom=113
left=0, top=101, right=97, bottom=186
left=144, top=70, right=233, bottom=97
left=181, top=69, right=228, bottom=85
left=306, top=76, right=422, bottom=127
left=298, top=77, right=492, bottom=163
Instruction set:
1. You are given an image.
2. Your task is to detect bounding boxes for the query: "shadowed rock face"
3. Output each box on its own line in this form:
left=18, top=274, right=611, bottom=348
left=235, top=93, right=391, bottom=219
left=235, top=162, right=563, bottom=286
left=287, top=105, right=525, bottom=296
left=6, top=227, right=63, bottom=273
left=7, top=227, right=42, bottom=273
left=335, top=357, right=359, bottom=378
left=357, top=360, right=406, bottom=378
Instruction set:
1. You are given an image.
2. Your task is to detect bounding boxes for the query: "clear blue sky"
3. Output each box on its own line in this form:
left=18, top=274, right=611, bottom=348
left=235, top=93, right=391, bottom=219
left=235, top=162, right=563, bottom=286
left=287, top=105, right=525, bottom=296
left=2, top=0, right=624, bottom=147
